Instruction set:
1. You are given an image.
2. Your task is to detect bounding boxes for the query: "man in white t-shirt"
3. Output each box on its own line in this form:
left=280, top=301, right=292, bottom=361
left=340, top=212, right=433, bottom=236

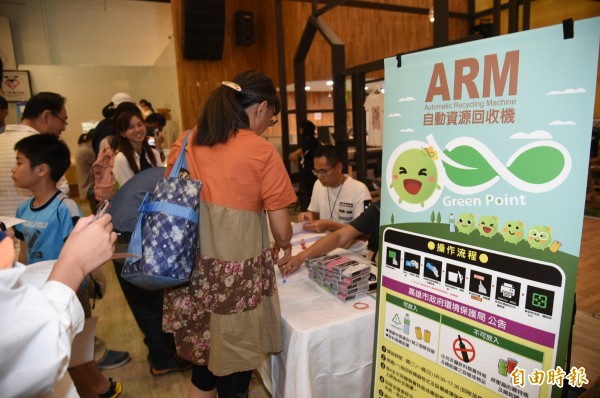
left=299, top=145, right=372, bottom=233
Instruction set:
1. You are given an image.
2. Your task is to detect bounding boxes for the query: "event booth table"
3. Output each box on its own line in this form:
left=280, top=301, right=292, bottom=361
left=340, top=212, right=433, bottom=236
left=259, top=246, right=377, bottom=398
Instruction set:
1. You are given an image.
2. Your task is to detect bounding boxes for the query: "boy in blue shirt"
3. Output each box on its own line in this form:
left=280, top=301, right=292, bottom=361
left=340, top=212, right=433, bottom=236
left=11, top=134, right=124, bottom=397
left=12, top=134, right=81, bottom=264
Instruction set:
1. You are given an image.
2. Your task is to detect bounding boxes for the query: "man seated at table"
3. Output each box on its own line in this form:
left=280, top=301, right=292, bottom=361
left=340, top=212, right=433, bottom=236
left=298, top=145, right=372, bottom=249
left=282, top=201, right=380, bottom=278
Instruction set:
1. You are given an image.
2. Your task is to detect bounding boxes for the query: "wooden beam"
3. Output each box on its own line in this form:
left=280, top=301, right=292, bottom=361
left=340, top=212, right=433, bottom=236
left=351, top=72, right=367, bottom=179
left=433, top=0, right=449, bottom=47
left=275, top=0, right=292, bottom=173
left=286, top=0, right=469, bottom=19
left=293, top=19, right=317, bottom=124
left=314, top=0, right=350, bottom=17
left=508, top=0, right=518, bottom=33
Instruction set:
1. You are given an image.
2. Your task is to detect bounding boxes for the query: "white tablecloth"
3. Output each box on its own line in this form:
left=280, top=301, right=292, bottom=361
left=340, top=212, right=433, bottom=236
left=260, top=248, right=377, bottom=398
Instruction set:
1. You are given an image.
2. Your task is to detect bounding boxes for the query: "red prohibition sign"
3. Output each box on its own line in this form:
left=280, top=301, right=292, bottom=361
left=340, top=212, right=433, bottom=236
left=453, top=335, right=476, bottom=363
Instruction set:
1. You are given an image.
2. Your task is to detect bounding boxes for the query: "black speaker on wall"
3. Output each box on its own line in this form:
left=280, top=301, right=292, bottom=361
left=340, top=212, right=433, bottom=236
left=234, top=10, right=255, bottom=46
left=183, top=0, right=225, bottom=60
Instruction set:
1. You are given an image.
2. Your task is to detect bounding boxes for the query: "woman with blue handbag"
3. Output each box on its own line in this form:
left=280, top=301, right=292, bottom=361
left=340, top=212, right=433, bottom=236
left=163, top=70, right=296, bottom=398
left=111, top=106, right=192, bottom=376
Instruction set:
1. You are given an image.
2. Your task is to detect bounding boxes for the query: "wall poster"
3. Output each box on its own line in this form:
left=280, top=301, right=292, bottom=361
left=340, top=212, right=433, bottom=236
left=372, top=17, right=599, bottom=398
left=2, top=70, right=32, bottom=102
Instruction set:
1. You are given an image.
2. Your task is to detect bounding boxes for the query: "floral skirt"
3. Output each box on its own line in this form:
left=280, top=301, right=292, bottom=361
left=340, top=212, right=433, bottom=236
left=163, top=246, right=281, bottom=376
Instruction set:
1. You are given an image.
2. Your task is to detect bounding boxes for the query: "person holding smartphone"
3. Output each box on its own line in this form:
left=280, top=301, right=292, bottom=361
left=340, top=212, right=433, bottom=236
left=145, top=112, right=166, bottom=162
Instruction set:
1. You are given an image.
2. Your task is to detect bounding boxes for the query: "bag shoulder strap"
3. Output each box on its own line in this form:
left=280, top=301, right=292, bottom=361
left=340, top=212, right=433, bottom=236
left=169, top=129, right=194, bottom=178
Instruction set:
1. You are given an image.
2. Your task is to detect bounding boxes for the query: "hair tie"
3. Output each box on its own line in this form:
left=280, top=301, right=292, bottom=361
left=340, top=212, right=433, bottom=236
left=221, top=81, right=242, bottom=92
left=353, top=302, right=369, bottom=310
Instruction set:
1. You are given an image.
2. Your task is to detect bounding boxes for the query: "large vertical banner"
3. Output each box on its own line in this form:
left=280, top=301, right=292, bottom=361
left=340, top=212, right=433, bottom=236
left=372, top=18, right=599, bottom=398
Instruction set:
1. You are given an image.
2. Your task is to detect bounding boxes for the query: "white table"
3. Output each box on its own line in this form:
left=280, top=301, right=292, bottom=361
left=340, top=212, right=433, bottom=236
left=259, top=248, right=377, bottom=398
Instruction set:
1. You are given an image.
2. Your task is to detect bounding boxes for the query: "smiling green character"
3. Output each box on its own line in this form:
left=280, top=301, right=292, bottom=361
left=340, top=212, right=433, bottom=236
left=527, top=225, right=553, bottom=250
left=501, top=220, right=525, bottom=244
left=389, top=147, right=441, bottom=207
left=477, top=215, right=499, bottom=238
left=456, top=213, right=476, bottom=235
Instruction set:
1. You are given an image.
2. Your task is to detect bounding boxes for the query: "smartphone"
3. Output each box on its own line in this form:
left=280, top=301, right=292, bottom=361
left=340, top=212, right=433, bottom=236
left=93, top=200, right=111, bottom=222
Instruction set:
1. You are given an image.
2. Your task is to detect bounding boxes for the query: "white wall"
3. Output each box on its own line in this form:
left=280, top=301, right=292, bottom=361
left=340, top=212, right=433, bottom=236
left=0, top=0, right=182, bottom=152
left=20, top=60, right=181, bottom=151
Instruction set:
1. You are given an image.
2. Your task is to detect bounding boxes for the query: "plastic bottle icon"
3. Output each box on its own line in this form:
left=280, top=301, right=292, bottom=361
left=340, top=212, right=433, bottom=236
left=403, top=313, right=410, bottom=335
left=458, top=335, right=470, bottom=363
left=449, top=213, right=456, bottom=232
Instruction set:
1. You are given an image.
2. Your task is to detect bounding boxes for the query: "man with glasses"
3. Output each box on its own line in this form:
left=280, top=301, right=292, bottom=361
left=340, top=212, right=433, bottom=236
left=0, top=92, right=70, bottom=249
left=298, top=144, right=372, bottom=252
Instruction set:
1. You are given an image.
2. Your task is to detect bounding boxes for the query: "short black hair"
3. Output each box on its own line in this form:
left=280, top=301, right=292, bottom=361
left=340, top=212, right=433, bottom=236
left=314, top=144, right=340, bottom=166
left=102, top=103, right=115, bottom=119
left=0, top=96, right=7, bottom=110
left=299, top=120, right=316, bottom=136
left=145, top=112, right=166, bottom=127
left=21, top=92, right=66, bottom=121
left=113, top=102, right=140, bottom=126
left=14, top=134, right=71, bottom=182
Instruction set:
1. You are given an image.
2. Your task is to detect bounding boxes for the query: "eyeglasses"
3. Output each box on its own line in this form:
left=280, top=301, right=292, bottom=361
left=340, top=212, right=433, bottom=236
left=312, top=166, right=334, bottom=177
left=268, top=117, right=278, bottom=127
left=52, top=112, right=68, bottom=126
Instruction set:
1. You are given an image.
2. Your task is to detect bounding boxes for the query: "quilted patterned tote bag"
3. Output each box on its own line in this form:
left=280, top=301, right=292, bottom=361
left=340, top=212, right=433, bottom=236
left=121, top=131, right=202, bottom=290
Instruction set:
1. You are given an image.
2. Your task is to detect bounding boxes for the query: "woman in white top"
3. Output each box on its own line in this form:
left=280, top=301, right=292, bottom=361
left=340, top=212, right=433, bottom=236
left=113, top=108, right=161, bottom=187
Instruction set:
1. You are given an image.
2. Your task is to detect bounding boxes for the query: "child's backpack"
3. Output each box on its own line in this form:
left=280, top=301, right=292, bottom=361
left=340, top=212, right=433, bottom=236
left=92, top=146, right=117, bottom=201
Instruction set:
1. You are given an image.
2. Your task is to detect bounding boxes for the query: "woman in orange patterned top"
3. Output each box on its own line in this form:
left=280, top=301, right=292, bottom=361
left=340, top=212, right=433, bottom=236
left=163, top=70, right=296, bottom=398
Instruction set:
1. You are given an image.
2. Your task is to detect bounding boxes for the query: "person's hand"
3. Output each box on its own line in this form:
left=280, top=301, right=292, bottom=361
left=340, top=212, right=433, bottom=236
left=3, top=227, right=17, bottom=246
left=304, top=219, right=329, bottom=233
left=278, top=254, right=305, bottom=279
left=298, top=212, right=314, bottom=222
left=50, top=214, right=117, bottom=291
left=276, top=244, right=292, bottom=267
left=155, top=131, right=165, bottom=148
left=0, top=233, right=15, bottom=269
left=59, top=214, right=116, bottom=273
